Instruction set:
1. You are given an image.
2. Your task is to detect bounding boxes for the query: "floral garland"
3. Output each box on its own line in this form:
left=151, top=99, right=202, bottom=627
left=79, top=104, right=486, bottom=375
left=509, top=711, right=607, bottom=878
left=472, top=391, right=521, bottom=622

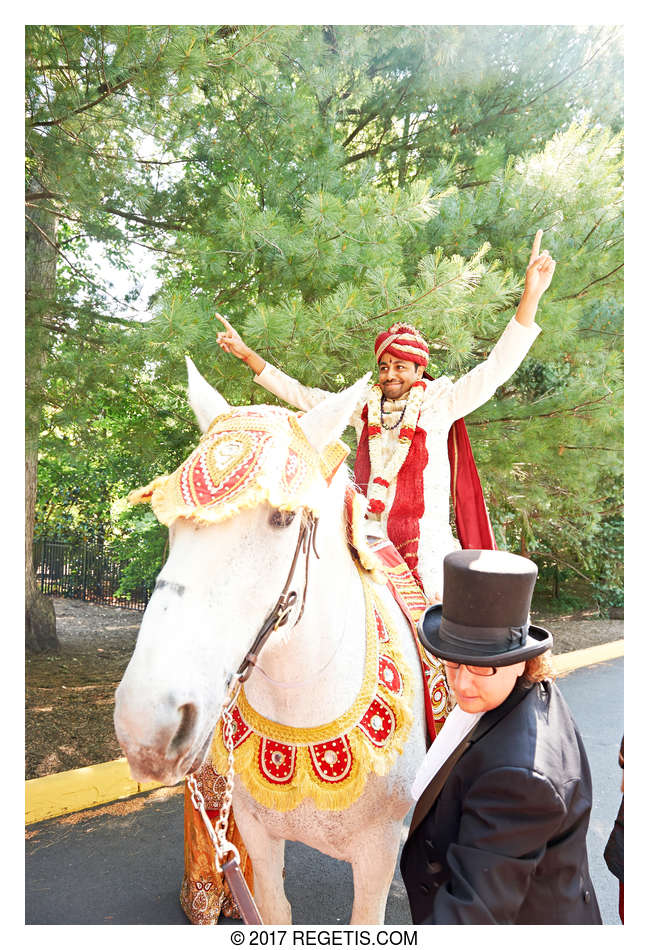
left=366, top=380, right=427, bottom=517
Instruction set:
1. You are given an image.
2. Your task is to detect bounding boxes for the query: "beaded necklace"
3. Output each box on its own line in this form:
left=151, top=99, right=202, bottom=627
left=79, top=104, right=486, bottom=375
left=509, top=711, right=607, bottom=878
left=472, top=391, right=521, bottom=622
left=380, top=396, right=407, bottom=431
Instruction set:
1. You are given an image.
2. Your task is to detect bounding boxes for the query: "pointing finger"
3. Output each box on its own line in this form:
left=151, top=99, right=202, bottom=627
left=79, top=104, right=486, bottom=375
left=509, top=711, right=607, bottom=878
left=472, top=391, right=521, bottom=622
left=215, top=312, right=234, bottom=332
left=529, top=229, right=543, bottom=264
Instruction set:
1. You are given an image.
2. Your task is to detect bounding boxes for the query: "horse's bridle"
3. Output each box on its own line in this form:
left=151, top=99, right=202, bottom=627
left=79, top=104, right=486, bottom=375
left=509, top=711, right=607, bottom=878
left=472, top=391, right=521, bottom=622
left=232, top=510, right=320, bottom=685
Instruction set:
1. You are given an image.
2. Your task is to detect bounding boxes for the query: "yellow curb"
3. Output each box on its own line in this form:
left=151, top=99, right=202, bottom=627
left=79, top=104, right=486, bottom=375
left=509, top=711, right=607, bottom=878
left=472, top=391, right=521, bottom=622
left=554, top=639, right=624, bottom=677
left=26, top=758, right=165, bottom=825
left=26, top=639, right=624, bottom=826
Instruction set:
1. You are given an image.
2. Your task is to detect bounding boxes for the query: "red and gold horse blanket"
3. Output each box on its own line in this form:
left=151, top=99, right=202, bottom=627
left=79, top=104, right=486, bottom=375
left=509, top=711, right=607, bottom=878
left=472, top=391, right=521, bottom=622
left=182, top=485, right=449, bottom=921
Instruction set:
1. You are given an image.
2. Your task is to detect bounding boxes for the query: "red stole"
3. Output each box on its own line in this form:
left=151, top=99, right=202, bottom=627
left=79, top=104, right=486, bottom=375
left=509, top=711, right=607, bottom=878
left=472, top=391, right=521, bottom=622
left=354, top=398, right=495, bottom=589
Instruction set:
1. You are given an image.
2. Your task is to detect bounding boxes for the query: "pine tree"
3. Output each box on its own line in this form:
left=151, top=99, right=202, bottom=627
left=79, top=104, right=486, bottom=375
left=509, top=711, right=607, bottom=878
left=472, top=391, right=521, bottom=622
left=27, top=25, right=623, bottom=628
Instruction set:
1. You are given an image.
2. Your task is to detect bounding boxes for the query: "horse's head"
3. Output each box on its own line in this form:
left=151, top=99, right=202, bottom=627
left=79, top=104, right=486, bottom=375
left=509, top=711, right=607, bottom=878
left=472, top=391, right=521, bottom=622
left=114, top=358, right=370, bottom=785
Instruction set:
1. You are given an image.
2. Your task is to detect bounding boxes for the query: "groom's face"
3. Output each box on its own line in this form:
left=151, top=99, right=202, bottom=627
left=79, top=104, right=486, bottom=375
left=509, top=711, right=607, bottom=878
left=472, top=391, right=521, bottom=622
left=377, top=354, right=424, bottom=399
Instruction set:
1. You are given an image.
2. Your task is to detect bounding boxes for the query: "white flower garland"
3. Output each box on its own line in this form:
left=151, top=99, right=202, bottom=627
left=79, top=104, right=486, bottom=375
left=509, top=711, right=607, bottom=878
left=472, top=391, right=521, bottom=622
left=365, top=381, right=426, bottom=517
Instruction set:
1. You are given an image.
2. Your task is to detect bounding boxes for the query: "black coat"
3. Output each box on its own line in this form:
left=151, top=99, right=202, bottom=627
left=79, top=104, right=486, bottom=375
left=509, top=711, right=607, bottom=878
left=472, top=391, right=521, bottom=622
left=604, top=736, right=624, bottom=883
left=400, top=680, right=602, bottom=924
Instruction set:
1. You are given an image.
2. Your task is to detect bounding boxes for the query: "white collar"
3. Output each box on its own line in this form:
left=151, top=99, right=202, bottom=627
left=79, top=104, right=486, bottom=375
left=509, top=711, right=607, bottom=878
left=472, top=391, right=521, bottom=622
left=411, top=705, right=483, bottom=801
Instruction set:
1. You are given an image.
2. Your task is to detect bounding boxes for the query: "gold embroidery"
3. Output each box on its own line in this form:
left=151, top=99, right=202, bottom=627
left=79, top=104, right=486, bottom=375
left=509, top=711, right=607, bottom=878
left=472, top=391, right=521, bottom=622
left=128, top=406, right=349, bottom=526
left=209, top=566, right=415, bottom=812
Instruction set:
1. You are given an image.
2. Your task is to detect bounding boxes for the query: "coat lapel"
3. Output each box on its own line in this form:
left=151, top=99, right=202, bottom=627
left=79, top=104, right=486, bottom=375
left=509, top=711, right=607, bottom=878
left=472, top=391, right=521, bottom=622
left=407, top=682, right=535, bottom=840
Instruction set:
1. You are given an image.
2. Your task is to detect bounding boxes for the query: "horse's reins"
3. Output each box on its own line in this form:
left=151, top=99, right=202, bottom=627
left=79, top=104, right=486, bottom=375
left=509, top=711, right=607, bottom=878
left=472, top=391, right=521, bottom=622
left=187, top=510, right=320, bottom=925
left=233, top=511, right=319, bottom=684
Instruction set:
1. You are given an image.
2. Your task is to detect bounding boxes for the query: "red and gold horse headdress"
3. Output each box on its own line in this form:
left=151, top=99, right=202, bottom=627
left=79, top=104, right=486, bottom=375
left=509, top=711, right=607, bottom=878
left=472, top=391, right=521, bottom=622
left=128, top=406, right=349, bottom=525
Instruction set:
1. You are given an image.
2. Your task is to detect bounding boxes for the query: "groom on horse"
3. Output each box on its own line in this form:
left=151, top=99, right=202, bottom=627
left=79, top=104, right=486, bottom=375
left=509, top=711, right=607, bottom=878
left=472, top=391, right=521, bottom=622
left=216, top=230, right=556, bottom=601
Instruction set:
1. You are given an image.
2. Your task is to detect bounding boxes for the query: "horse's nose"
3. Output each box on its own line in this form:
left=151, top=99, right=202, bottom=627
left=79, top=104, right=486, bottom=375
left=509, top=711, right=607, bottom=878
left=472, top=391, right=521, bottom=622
left=114, top=681, right=201, bottom=758
left=166, top=701, right=199, bottom=758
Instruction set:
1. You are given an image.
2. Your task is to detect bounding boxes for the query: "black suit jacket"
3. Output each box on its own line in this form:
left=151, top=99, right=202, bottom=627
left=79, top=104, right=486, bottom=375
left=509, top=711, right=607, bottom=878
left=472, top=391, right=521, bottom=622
left=400, top=681, right=602, bottom=924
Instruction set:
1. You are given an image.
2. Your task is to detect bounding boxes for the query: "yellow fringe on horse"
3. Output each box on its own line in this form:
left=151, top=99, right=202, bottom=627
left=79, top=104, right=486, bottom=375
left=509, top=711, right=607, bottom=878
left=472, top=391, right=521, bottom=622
left=210, top=567, right=415, bottom=812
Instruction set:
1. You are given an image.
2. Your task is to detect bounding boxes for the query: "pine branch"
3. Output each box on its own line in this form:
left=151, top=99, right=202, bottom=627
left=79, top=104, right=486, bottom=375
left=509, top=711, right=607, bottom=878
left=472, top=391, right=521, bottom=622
left=342, top=123, right=391, bottom=165
left=451, top=29, right=618, bottom=138
left=25, top=189, right=62, bottom=201
left=224, top=90, right=268, bottom=159
left=25, top=201, right=83, bottom=225
left=534, top=550, right=595, bottom=586
left=578, top=215, right=604, bottom=249
left=351, top=272, right=482, bottom=330
left=103, top=206, right=187, bottom=233
left=342, top=110, right=381, bottom=148
left=553, top=445, right=619, bottom=451
left=467, top=388, right=621, bottom=426
left=28, top=27, right=175, bottom=129
left=28, top=72, right=138, bottom=128
left=577, top=328, right=622, bottom=337
left=130, top=240, right=184, bottom=257
left=457, top=179, right=492, bottom=190
left=40, top=318, right=105, bottom=343
left=522, top=29, right=617, bottom=110
left=558, top=264, right=624, bottom=300
left=206, top=26, right=276, bottom=67
left=212, top=268, right=263, bottom=306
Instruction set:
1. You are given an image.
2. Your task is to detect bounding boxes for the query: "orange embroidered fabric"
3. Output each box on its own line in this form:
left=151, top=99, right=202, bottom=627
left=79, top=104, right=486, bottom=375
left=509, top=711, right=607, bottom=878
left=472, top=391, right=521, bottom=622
left=179, top=760, right=254, bottom=924
left=366, top=536, right=449, bottom=739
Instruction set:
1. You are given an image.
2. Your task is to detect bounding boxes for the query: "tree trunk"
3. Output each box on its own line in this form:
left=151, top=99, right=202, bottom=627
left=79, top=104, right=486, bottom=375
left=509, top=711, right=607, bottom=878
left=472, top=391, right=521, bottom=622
left=25, top=180, right=59, bottom=652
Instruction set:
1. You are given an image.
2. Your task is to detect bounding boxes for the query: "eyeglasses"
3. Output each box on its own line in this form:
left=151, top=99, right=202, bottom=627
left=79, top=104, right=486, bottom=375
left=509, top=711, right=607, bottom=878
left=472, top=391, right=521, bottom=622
left=442, top=660, right=497, bottom=677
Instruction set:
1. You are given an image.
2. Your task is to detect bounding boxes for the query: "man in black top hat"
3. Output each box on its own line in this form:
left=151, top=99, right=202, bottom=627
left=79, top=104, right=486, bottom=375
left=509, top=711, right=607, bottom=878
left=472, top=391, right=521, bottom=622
left=400, top=549, right=602, bottom=925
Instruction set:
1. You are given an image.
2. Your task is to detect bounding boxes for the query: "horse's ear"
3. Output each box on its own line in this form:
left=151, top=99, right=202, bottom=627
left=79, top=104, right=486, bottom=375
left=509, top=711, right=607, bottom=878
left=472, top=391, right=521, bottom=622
left=185, top=356, right=230, bottom=433
left=297, top=373, right=371, bottom=453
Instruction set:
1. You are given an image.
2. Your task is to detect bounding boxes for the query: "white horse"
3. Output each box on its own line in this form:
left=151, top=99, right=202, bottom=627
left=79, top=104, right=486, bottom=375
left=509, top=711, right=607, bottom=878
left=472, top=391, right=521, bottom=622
left=114, top=359, right=432, bottom=925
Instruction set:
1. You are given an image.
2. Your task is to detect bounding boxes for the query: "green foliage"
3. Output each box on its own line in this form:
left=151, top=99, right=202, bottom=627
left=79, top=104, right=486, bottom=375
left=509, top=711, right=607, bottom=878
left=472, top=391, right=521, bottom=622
left=26, top=25, right=623, bottom=606
left=112, top=509, right=168, bottom=599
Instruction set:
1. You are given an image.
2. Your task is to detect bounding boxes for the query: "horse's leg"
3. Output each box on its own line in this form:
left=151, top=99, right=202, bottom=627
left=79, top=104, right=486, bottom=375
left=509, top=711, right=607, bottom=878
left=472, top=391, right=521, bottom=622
left=233, top=806, right=292, bottom=925
left=349, top=821, right=403, bottom=925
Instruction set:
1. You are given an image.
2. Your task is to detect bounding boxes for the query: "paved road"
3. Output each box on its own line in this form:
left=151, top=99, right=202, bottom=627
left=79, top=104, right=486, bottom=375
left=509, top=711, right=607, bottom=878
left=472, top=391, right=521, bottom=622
left=25, top=657, right=623, bottom=925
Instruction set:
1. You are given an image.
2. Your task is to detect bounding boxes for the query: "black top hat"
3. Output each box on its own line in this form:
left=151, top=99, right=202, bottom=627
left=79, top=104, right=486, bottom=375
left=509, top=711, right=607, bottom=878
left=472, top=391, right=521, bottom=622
left=418, top=550, right=552, bottom=666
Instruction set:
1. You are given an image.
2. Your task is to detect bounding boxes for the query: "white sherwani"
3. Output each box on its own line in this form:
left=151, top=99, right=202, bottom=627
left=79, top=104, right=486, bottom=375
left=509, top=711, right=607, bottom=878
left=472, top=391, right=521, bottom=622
left=254, top=317, right=541, bottom=599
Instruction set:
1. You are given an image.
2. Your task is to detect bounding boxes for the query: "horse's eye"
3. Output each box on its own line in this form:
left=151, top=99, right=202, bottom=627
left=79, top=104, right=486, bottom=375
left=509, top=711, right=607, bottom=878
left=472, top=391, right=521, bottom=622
left=269, top=509, right=295, bottom=528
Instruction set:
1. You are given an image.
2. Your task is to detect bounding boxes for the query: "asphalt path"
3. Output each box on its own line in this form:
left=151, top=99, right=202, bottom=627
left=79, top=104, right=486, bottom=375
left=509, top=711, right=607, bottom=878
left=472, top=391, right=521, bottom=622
left=25, top=656, right=623, bottom=926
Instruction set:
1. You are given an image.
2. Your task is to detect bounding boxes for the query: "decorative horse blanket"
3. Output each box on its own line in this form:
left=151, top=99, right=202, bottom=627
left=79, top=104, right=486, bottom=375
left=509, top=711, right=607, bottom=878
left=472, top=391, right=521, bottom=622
left=209, top=487, right=450, bottom=812
left=181, top=486, right=450, bottom=923
left=365, top=535, right=450, bottom=744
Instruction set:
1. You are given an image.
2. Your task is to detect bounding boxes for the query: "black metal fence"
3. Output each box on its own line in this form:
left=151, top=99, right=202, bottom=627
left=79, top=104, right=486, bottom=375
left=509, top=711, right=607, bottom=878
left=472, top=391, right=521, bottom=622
left=33, top=537, right=152, bottom=611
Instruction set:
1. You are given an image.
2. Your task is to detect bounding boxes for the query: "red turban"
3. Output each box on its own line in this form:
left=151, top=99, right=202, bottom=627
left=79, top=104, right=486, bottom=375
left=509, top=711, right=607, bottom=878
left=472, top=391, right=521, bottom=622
left=374, top=323, right=429, bottom=367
